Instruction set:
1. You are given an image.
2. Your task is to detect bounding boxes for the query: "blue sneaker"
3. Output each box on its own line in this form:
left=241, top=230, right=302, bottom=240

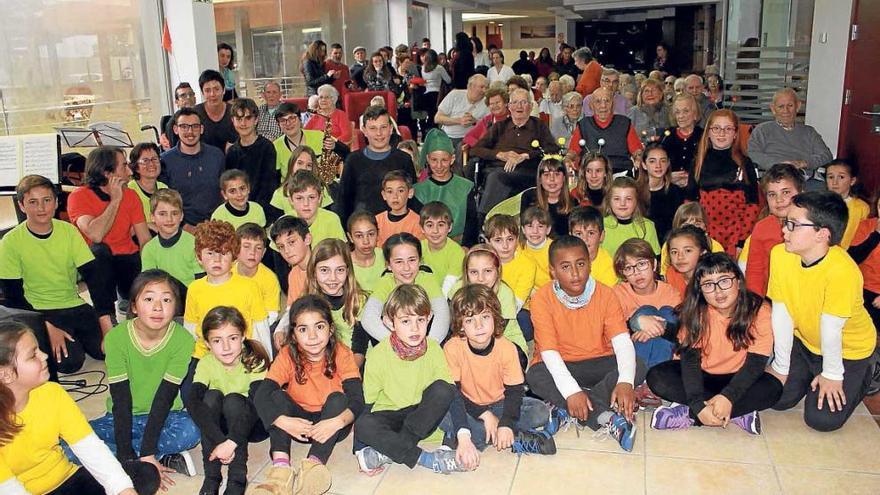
left=730, top=411, right=761, bottom=435
left=544, top=406, right=576, bottom=435
left=606, top=412, right=637, bottom=452
left=650, top=404, right=695, bottom=431
left=356, top=447, right=392, bottom=475
left=423, top=446, right=463, bottom=474
left=512, top=430, right=557, bottom=455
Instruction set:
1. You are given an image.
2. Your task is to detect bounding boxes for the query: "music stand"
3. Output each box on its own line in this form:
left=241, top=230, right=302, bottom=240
left=58, top=123, right=134, bottom=148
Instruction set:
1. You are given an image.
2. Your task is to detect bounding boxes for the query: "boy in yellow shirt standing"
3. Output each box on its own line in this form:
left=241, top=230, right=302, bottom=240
left=234, top=223, right=281, bottom=324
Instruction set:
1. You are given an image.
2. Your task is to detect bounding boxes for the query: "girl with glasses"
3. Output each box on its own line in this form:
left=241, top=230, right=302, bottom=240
left=646, top=252, right=782, bottom=434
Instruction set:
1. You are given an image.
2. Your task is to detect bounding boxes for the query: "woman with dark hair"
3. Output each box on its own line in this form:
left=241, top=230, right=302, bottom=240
left=363, top=51, right=399, bottom=92
left=67, top=146, right=151, bottom=313
left=536, top=48, right=555, bottom=78
left=653, top=42, right=678, bottom=76
left=452, top=32, right=475, bottom=89
left=420, top=49, right=451, bottom=131
left=512, top=50, right=538, bottom=81
left=472, top=36, right=489, bottom=70
left=127, top=142, right=166, bottom=231
left=647, top=253, right=782, bottom=434
left=303, top=40, right=340, bottom=97
left=218, top=42, right=237, bottom=101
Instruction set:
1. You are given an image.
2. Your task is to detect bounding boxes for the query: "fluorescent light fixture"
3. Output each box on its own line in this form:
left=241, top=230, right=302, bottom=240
left=462, top=13, right=527, bottom=22
left=302, top=27, right=322, bottom=34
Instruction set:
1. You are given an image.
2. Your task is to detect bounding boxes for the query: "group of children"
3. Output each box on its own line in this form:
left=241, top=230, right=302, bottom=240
left=1, top=104, right=879, bottom=495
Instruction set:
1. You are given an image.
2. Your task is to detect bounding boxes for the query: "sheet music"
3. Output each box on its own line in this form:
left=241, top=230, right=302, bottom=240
left=21, top=134, right=59, bottom=183
left=0, top=137, right=19, bottom=187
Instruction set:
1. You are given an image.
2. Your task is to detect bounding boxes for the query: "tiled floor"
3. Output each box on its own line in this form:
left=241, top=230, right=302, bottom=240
left=71, top=357, right=880, bottom=495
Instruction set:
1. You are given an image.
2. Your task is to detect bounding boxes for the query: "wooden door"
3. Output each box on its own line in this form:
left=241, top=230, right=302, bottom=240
left=839, top=0, right=880, bottom=190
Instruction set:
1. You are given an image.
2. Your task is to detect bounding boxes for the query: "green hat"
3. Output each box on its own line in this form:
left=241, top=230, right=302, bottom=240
left=419, top=129, right=455, bottom=168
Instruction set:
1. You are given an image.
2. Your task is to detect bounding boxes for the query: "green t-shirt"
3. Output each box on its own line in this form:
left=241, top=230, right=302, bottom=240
left=140, top=229, right=204, bottom=287
left=413, top=176, right=474, bottom=239
left=446, top=280, right=528, bottom=353
left=307, top=208, right=346, bottom=246
left=269, top=186, right=334, bottom=216
left=600, top=215, right=661, bottom=258
left=331, top=303, right=365, bottom=349
left=105, top=319, right=195, bottom=414
left=353, top=248, right=386, bottom=294
left=362, top=337, right=452, bottom=412
left=192, top=353, right=266, bottom=396
left=371, top=271, right=443, bottom=302
left=420, top=239, right=464, bottom=291
left=273, top=131, right=325, bottom=181
left=127, top=179, right=168, bottom=220
left=211, top=202, right=267, bottom=230
left=0, top=220, right=93, bottom=310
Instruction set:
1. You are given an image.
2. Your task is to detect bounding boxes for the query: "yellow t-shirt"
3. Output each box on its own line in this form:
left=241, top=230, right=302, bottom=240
left=767, top=244, right=876, bottom=359
left=841, top=197, right=870, bottom=249
left=236, top=262, right=281, bottom=316
left=591, top=248, right=617, bottom=287
left=501, top=252, right=538, bottom=307
left=184, top=273, right=269, bottom=358
left=520, top=241, right=552, bottom=290
left=0, top=382, right=92, bottom=494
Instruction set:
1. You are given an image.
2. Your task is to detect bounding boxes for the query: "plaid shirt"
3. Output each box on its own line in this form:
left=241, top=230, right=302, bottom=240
left=256, top=103, right=282, bottom=141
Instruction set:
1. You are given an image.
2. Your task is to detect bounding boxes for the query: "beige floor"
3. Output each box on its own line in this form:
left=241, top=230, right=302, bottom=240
left=72, top=357, right=880, bottom=495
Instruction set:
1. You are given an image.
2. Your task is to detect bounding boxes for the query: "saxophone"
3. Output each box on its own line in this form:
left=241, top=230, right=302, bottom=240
left=316, top=112, right=342, bottom=186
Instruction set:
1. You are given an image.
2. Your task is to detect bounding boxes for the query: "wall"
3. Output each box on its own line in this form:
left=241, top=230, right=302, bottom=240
left=464, top=17, right=558, bottom=52
left=804, top=0, right=853, bottom=153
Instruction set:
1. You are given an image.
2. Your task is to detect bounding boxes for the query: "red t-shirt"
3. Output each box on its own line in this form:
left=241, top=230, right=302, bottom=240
left=745, top=215, right=784, bottom=297
left=67, top=186, right=145, bottom=255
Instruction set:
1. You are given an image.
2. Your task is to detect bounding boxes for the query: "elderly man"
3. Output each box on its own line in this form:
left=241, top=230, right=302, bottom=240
left=684, top=74, right=715, bottom=128
left=539, top=80, right=564, bottom=121
left=574, top=47, right=602, bottom=97
left=256, top=81, right=283, bottom=141
left=435, top=74, right=490, bottom=172
left=471, top=88, right=559, bottom=214
left=350, top=46, right=368, bottom=89
left=569, top=87, right=643, bottom=174
left=551, top=91, right=583, bottom=144
left=748, top=88, right=832, bottom=188
left=583, top=68, right=630, bottom=117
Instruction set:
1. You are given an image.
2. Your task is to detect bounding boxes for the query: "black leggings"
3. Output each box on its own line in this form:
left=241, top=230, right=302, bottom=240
left=48, top=460, right=159, bottom=495
left=646, top=360, right=783, bottom=422
left=40, top=304, right=104, bottom=374
left=200, top=390, right=266, bottom=484
left=89, top=243, right=141, bottom=316
left=267, top=389, right=353, bottom=464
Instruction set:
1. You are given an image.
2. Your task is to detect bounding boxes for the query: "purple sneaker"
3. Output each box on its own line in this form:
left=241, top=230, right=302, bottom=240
left=650, top=404, right=694, bottom=430
left=730, top=411, right=761, bottom=435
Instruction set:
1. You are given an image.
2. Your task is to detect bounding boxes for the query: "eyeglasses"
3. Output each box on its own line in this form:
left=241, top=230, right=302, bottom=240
left=277, top=115, right=300, bottom=125
left=783, top=219, right=819, bottom=232
left=175, top=91, right=195, bottom=99
left=174, top=123, right=202, bottom=131
left=621, top=259, right=652, bottom=276
left=709, top=126, right=737, bottom=134
left=699, top=276, right=736, bottom=293
left=137, top=157, right=160, bottom=165
left=508, top=100, right=530, bottom=107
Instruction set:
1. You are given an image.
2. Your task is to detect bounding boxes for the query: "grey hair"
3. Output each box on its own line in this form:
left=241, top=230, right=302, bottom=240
left=601, top=68, right=619, bottom=77
left=573, top=47, right=593, bottom=63
left=317, top=84, right=339, bottom=103
left=561, top=91, right=583, bottom=106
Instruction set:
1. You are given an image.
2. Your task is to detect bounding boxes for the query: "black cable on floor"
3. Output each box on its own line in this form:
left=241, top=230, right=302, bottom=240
left=60, top=369, right=108, bottom=402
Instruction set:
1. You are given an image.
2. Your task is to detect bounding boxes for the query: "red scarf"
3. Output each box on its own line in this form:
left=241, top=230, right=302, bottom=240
left=389, top=332, right=427, bottom=361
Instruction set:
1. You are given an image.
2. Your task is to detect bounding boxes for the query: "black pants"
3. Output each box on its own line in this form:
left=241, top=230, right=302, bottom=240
left=40, top=304, right=104, bottom=374
left=422, top=92, right=440, bottom=132
left=89, top=243, right=140, bottom=316
left=354, top=380, right=454, bottom=468
left=526, top=355, right=648, bottom=430
left=200, top=390, right=266, bottom=485
left=646, top=360, right=783, bottom=422
left=772, top=338, right=873, bottom=432
left=267, top=389, right=352, bottom=464
left=48, top=460, right=159, bottom=495
left=477, top=159, right=541, bottom=215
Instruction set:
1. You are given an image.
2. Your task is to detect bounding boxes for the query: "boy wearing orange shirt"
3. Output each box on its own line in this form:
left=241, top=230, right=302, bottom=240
left=525, top=236, right=646, bottom=452
left=376, top=171, right=424, bottom=247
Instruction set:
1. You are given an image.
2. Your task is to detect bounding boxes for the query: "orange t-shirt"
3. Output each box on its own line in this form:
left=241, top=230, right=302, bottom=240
left=665, top=268, right=688, bottom=297
left=678, top=303, right=773, bottom=375
left=851, top=218, right=880, bottom=294
left=744, top=215, right=784, bottom=297
left=530, top=282, right=627, bottom=365
left=286, top=264, right=307, bottom=306
left=444, top=336, right=523, bottom=406
left=612, top=280, right=682, bottom=319
left=266, top=342, right=361, bottom=412
left=66, top=186, right=145, bottom=255
left=375, top=210, right=425, bottom=247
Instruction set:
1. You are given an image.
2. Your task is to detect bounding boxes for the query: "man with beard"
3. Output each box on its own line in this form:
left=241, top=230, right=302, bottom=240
left=568, top=87, right=643, bottom=174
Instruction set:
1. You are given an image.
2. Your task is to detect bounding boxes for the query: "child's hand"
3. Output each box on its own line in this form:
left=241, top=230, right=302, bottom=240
left=696, top=404, right=723, bottom=426
left=631, top=330, right=651, bottom=343
left=495, top=426, right=514, bottom=451
left=273, top=332, right=287, bottom=351
left=46, top=321, right=74, bottom=363
left=705, top=395, right=733, bottom=427
left=637, top=316, right=666, bottom=338
left=872, top=294, right=880, bottom=309
left=671, top=170, right=689, bottom=188
left=611, top=383, right=636, bottom=422
left=307, top=417, right=343, bottom=444
left=140, top=455, right=176, bottom=491
left=455, top=434, right=480, bottom=471
left=274, top=416, right=313, bottom=441
left=479, top=411, right=499, bottom=446
left=566, top=390, right=592, bottom=421
left=209, top=439, right=237, bottom=464
left=120, top=489, right=139, bottom=495
left=812, top=374, right=846, bottom=412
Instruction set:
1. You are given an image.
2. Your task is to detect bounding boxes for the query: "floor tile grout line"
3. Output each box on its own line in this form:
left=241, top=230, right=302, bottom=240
left=505, top=454, right=520, bottom=495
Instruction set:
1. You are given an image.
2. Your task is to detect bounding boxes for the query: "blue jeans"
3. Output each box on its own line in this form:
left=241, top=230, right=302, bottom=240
left=629, top=305, right=677, bottom=368
left=517, top=309, right=534, bottom=342
left=89, top=410, right=201, bottom=458
left=438, top=397, right=549, bottom=451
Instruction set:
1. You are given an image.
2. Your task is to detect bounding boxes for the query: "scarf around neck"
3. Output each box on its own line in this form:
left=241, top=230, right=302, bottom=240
left=552, top=276, right=596, bottom=310
left=390, top=332, right=428, bottom=361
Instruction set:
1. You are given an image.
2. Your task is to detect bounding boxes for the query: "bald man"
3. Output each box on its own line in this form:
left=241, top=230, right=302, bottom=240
left=567, top=87, right=643, bottom=174
left=748, top=88, right=832, bottom=189
left=684, top=74, right=715, bottom=128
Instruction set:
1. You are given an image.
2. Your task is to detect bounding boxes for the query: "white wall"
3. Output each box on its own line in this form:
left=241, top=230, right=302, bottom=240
left=164, top=0, right=218, bottom=104
left=804, top=0, right=853, bottom=154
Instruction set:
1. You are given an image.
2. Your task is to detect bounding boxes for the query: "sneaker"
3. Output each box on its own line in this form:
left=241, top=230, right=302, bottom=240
left=425, top=446, right=463, bottom=474
left=634, top=383, right=663, bottom=410
left=245, top=465, right=295, bottom=495
left=544, top=406, right=578, bottom=435
left=730, top=411, right=762, bottom=435
left=294, top=458, right=331, bottom=495
left=512, top=430, right=557, bottom=455
left=160, top=452, right=197, bottom=477
left=355, top=447, right=392, bottom=476
left=606, top=412, right=637, bottom=452
left=651, top=404, right=695, bottom=431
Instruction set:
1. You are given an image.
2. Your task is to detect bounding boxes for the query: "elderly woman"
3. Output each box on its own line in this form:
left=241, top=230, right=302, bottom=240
left=550, top=91, right=583, bottom=143
left=627, top=78, right=670, bottom=142
left=661, top=92, right=704, bottom=188
left=304, top=84, right=352, bottom=146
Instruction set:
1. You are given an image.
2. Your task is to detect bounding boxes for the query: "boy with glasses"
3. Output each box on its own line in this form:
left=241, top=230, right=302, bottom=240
left=271, top=102, right=324, bottom=182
